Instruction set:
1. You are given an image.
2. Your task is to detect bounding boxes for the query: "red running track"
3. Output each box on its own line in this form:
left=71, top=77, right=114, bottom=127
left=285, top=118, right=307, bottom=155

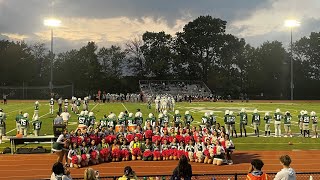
left=0, top=150, right=318, bottom=179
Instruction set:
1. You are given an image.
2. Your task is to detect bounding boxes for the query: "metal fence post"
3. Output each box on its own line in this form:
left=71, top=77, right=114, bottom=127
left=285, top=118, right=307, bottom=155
left=235, top=173, right=237, bottom=180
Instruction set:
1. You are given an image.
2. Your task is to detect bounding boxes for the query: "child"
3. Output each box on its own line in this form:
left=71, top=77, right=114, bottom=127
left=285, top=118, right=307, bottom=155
left=20, top=113, right=29, bottom=137
left=89, top=140, right=99, bottom=165
left=111, top=139, right=121, bottom=162
left=32, top=116, right=42, bottom=137
left=49, top=98, right=55, bottom=115
left=229, top=111, right=237, bottom=138
left=212, top=140, right=226, bottom=166
left=130, top=136, right=142, bottom=160
left=142, top=139, right=153, bottom=161
left=264, top=112, right=272, bottom=137
left=204, top=141, right=214, bottom=164
left=161, top=139, right=170, bottom=160
left=68, top=142, right=81, bottom=168
left=252, top=109, right=260, bottom=137
left=185, top=140, right=195, bottom=162
left=194, top=137, right=205, bottom=163
left=184, top=111, right=194, bottom=126
left=310, top=111, right=318, bottom=138
left=170, top=137, right=179, bottom=160
left=302, top=110, right=310, bottom=138
left=153, top=140, right=162, bottom=161
left=225, top=134, right=235, bottom=165
left=98, top=138, right=110, bottom=162
left=283, top=111, right=292, bottom=137
left=64, top=99, right=69, bottom=112
left=238, top=108, right=247, bottom=137
left=298, top=110, right=304, bottom=136
left=274, top=108, right=283, bottom=137
left=80, top=141, right=90, bottom=167
left=173, top=110, right=182, bottom=128
left=32, top=101, right=39, bottom=120
left=120, top=139, right=130, bottom=161
left=88, top=112, right=96, bottom=129
left=76, top=98, right=81, bottom=114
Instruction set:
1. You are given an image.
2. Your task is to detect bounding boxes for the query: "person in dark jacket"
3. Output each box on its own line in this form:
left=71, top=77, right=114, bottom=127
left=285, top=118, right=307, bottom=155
left=172, top=155, right=192, bottom=180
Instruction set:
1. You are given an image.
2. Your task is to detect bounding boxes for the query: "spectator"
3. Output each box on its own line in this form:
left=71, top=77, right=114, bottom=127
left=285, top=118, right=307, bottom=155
left=274, top=155, right=296, bottom=180
left=118, top=166, right=138, bottom=180
left=84, top=168, right=99, bottom=180
left=54, top=112, right=63, bottom=125
left=50, top=162, right=72, bottom=180
left=171, top=155, right=192, bottom=180
left=246, top=159, right=270, bottom=180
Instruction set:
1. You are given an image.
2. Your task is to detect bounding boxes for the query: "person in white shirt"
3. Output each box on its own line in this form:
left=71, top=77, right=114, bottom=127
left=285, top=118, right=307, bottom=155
left=60, top=110, right=71, bottom=126
left=274, top=155, right=296, bottom=180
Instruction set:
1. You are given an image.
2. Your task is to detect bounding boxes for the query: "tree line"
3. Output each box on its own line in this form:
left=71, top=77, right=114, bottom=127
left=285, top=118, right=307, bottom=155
left=0, top=15, right=319, bottom=99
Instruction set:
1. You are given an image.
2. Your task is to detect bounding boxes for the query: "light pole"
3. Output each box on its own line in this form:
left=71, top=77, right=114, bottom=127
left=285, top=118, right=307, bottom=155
left=284, top=20, right=300, bottom=100
left=44, top=18, right=61, bottom=94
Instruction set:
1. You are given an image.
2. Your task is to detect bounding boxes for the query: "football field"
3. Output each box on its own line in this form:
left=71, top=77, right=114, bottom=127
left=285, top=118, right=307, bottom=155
left=1, top=100, right=319, bottom=151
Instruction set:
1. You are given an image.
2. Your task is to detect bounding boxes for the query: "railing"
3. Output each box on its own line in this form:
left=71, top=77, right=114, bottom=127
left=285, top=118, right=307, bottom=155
left=41, top=172, right=320, bottom=180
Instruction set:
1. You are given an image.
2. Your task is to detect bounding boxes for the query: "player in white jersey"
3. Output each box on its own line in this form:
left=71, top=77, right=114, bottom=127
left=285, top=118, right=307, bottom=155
left=49, top=98, right=55, bottom=115
left=155, top=97, right=160, bottom=113
left=171, top=97, right=175, bottom=112
left=64, top=99, right=69, bottom=112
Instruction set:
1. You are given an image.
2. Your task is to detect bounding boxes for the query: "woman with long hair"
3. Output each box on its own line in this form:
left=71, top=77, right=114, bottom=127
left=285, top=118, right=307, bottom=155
left=84, top=168, right=99, bottom=180
left=171, top=155, right=192, bottom=180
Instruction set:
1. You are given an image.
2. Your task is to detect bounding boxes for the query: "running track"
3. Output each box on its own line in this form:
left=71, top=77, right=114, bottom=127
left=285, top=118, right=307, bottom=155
left=0, top=150, right=319, bottom=179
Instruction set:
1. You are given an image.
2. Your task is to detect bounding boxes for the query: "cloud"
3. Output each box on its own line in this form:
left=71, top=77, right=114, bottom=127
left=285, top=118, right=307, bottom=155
left=229, top=0, right=320, bottom=42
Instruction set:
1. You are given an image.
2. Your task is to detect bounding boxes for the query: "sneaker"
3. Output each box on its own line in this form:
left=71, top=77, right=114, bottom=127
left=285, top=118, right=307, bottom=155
left=264, top=136, right=267, bottom=137
left=290, top=135, right=293, bottom=137
left=274, top=136, right=278, bottom=137
left=284, top=135, right=288, bottom=137
left=70, top=163, right=73, bottom=168
left=312, top=136, right=316, bottom=138
left=228, top=160, right=233, bottom=165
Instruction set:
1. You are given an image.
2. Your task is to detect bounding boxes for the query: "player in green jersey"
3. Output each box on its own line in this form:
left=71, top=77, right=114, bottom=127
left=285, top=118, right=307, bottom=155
left=252, top=109, right=260, bottom=137
left=283, top=111, right=292, bottom=137
left=32, top=116, right=42, bottom=137
left=263, top=112, right=272, bottom=137
left=238, top=108, right=247, bottom=137
left=274, top=108, right=283, bottom=137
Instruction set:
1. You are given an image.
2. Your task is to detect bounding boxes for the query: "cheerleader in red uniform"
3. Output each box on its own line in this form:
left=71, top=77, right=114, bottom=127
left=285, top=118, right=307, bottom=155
left=161, top=139, right=170, bottom=160
left=98, top=138, right=110, bottom=162
left=67, top=142, right=81, bottom=168
left=80, top=141, right=90, bottom=167
left=129, top=136, right=142, bottom=160
left=120, top=139, right=130, bottom=161
left=152, top=140, right=161, bottom=161
left=170, top=137, right=179, bottom=160
left=89, top=139, right=99, bottom=165
left=210, top=130, right=219, bottom=144
left=144, top=126, right=153, bottom=139
left=111, top=139, right=121, bottom=162
left=126, top=132, right=135, bottom=143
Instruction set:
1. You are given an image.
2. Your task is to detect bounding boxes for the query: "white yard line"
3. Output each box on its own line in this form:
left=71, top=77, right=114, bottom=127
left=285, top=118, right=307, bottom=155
left=91, top=103, right=99, bottom=111
left=121, top=103, right=129, bottom=113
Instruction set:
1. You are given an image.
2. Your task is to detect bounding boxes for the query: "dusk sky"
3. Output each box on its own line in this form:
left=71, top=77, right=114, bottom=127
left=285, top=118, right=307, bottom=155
left=0, top=0, right=319, bottom=52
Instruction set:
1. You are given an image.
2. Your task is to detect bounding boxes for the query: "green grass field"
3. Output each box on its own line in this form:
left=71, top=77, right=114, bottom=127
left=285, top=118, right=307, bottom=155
left=1, top=100, right=319, bottom=152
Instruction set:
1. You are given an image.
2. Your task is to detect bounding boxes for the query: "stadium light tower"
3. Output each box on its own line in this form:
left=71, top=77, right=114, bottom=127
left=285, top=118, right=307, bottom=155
left=284, top=19, right=300, bottom=100
left=44, top=18, right=61, bottom=94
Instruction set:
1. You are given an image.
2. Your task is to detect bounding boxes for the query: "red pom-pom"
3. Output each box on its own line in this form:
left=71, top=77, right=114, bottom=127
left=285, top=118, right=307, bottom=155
left=143, top=150, right=153, bottom=158
left=77, top=138, right=83, bottom=146
left=71, top=155, right=78, bottom=164
left=168, top=136, right=174, bottom=143
left=81, top=154, right=87, bottom=161
left=100, top=148, right=109, bottom=158
left=176, top=135, right=183, bottom=143
left=121, top=149, right=130, bottom=158
left=220, top=141, right=226, bottom=149
left=213, top=146, right=217, bottom=155
left=161, top=149, right=169, bottom=157
left=105, top=135, right=116, bottom=144
left=126, top=134, right=134, bottom=143
left=177, top=150, right=185, bottom=158
left=203, top=149, right=209, bottom=157
left=153, top=150, right=161, bottom=158
left=161, top=137, right=169, bottom=144
left=184, top=136, right=192, bottom=144
left=71, top=137, right=78, bottom=144
left=84, top=137, right=90, bottom=144
left=112, top=148, right=121, bottom=158
left=144, top=130, right=153, bottom=139
left=91, top=151, right=98, bottom=159
left=132, top=148, right=141, bottom=156
left=135, top=133, right=143, bottom=141
left=152, top=135, right=161, bottom=143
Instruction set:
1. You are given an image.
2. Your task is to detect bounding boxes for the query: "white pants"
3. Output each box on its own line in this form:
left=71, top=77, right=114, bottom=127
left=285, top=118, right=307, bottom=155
left=274, top=121, right=281, bottom=136
left=50, top=105, right=54, bottom=114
